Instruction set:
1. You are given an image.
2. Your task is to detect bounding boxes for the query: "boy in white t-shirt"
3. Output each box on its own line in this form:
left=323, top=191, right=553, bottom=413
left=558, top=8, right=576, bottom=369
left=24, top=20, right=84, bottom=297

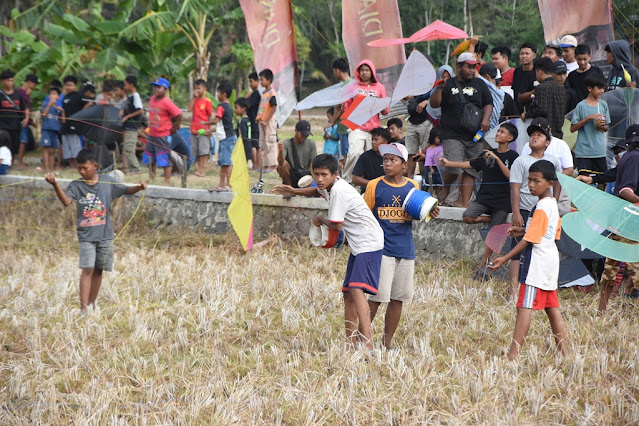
left=0, top=130, right=12, bottom=174
left=274, top=154, right=384, bottom=350
left=490, top=160, right=566, bottom=361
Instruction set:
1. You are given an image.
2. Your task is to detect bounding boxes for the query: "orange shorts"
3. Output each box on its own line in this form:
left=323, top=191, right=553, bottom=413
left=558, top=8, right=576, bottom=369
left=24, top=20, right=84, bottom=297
left=517, top=283, right=559, bottom=310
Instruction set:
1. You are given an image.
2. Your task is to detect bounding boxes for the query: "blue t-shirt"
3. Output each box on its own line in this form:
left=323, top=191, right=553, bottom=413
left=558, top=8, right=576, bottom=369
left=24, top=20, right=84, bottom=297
left=364, top=176, right=419, bottom=259
left=571, top=99, right=610, bottom=158
left=41, top=102, right=62, bottom=132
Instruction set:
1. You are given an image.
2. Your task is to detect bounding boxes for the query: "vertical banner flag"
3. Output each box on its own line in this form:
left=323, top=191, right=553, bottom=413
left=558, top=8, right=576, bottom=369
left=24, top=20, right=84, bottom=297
left=240, top=0, right=298, bottom=127
left=537, top=0, right=614, bottom=63
left=228, top=137, right=254, bottom=252
left=342, top=0, right=406, bottom=96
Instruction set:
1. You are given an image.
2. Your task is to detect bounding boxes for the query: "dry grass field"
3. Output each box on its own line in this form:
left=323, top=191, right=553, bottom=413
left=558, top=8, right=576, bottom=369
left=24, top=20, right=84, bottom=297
left=2, top=189, right=639, bottom=424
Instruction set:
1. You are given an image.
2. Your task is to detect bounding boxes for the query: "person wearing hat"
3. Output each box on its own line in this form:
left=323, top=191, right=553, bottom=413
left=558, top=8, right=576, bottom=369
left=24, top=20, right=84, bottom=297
left=551, top=60, right=578, bottom=112
left=142, top=77, right=182, bottom=186
left=508, top=117, right=563, bottom=297
left=429, top=51, right=493, bottom=208
left=478, top=63, right=504, bottom=130
left=559, top=35, right=579, bottom=73
left=363, top=142, right=438, bottom=349
left=276, top=120, right=317, bottom=187
left=524, top=57, right=566, bottom=139
left=596, top=124, right=639, bottom=314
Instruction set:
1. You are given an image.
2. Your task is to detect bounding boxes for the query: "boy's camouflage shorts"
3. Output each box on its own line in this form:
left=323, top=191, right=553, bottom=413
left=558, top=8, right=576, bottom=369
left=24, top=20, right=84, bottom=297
left=601, top=235, right=638, bottom=286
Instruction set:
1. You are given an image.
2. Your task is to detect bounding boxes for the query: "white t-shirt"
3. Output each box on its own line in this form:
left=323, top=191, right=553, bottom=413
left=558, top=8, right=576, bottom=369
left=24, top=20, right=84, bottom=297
left=317, top=178, right=384, bottom=255
left=566, top=61, right=579, bottom=74
left=510, top=153, right=563, bottom=211
left=519, top=197, right=561, bottom=290
left=521, top=137, right=574, bottom=170
left=0, top=146, right=12, bottom=166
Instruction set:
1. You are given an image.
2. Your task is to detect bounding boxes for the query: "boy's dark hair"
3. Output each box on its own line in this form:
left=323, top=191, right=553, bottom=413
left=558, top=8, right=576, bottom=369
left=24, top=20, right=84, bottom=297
left=543, top=44, right=562, bottom=57
left=0, top=70, right=14, bottom=80
left=370, top=127, right=391, bottom=143
left=235, top=97, right=248, bottom=109
left=387, top=117, right=403, bottom=129
left=534, top=57, right=554, bottom=74
left=332, top=58, right=350, bottom=73
left=49, top=79, right=62, bottom=88
left=500, top=122, right=518, bottom=141
left=0, top=130, right=10, bottom=147
left=114, top=80, right=124, bottom=90
left=520, top=42, right=538, bottom=53
left=63, top=75, right=78, bottom=84
left=259, top=69, right=274, bottom=82
left=529, top=159, right=557, bottom=181
left=428, top=126, right=441, bottom=145
left=82, top=82, right=95, bottom=94
left=194, top=79, right=208, bottom=90
left=574, top=44, right=591, bottom=56
left=102, top=80, right=114, bottom=92
left=49, top=87, right=62, bottom=95
left=312, top=153, right=338, bottom=174
left=327, top=107, right=335, bottom=115
left=25, top=74, right=38, bottom=83
left=585, top=73, right=606, bottom=90
left=476, top=41, right=489, bottom=57
left=77, top=149, right=98, bottom=164
left=248, top=72, right=258, bottom=81
left=125, top=75, right=138, bottom=87
left=217, top=82, right=233, bottom=97
left=491, top=45, right=511, bottom=59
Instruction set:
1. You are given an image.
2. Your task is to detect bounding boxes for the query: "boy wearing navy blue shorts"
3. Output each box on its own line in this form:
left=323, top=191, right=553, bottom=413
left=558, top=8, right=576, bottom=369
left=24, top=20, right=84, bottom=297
left=364, top=143, right=439, bottom=349
left=489, top=160, right=566, bottom=361
left=274, top=154, right=384, bottom=350
left=41, top=86, right=65, bottom=174
left=204, top=82, right=237, bottom=192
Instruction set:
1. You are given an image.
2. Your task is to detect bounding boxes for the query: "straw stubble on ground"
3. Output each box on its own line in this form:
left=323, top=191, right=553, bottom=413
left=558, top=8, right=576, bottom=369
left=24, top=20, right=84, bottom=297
left=1, top=196, right=639, bottom=424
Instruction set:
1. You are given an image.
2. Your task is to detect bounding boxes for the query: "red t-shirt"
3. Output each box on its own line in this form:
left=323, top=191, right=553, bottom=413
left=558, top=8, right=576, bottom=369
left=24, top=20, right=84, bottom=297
left=190, top=97, right=213, bottom=134
left=501, top=68, right=515, bottom=87
left=148, top=95, right=182, bottom=137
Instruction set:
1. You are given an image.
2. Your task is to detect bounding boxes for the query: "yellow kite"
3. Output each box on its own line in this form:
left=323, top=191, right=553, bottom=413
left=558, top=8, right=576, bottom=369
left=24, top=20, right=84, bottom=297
left=227, top=137, right=253, bottom=251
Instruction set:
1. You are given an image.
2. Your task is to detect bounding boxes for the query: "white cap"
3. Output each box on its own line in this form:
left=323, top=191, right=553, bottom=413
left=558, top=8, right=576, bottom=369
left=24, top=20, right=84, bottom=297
left=457, top=51, right=480, bottom=64
left=379, top=142, right=409, bottom=162
left=559, top=35, right=578, bottom=48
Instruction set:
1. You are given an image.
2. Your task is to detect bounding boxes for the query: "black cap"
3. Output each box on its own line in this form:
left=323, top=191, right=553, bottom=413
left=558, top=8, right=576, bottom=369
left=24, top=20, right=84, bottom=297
left=295, top=120, right=312, bottom=137
left=613, top=139, right=628, bottom=152
left=625, top=124, right=639, bottom=143
left=552, top=61, right=568, bottom=74
left=527, top=117, right=552, bottom=140
left=478, top=63, right=498, bottom=79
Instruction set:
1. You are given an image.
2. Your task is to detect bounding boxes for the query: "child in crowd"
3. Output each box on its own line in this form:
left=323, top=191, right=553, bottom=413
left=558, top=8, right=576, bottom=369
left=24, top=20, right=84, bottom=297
left=423, top=126, right=443, bottom=195
left=364, top=143, right=439, bottom=349
left=256, top=69, right=277, bottom=172
left=0, top=130, right=11, bottom=174
left=143, top=77, right=183, bottom=186
left=352, top=127, right=390, bottom=193
left=489, top=160, right=566, bottom=361
left=274, top=154, right=384, bottom=350
left=387, top=118, right=405, bottom=145
left=45, top=149, right=146, bottom=313
left=61, top=75, right=86, bottom=169
left=189, top=79, right=213, bottom=177
left=41, top=86, right=65, bottom=174
left=234, top=97, right=252, bottom=164
left=323, top=107, right=339, bottom=157
left=570, top=74, right=610, bottom=182
left=566, top=44, right=605, bottom=102
left=16, top=74, right=36, bottom=169
left=120, top=75, right=144, bottom=175
left=509, top=118, right=563, bottom=298
left=204, top=82, right=236, bottom=191
left=441, top=122, right=519, bottom=267
left=342, top=60, right=388, bottom=183
left=247, top=72, right=261, bottom=170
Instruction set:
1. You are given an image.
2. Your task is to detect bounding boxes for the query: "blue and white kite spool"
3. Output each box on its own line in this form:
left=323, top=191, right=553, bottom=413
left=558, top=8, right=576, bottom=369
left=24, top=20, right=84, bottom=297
left=402, top=188, right=438, bottom=223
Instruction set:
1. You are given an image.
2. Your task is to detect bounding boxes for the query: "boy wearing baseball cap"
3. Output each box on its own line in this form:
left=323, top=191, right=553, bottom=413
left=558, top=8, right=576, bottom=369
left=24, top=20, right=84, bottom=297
left=363, top=142, right=439, bottom=349
left=559, top=35, right=579, bottom=73
left=143, top=77, right=182, bottom=186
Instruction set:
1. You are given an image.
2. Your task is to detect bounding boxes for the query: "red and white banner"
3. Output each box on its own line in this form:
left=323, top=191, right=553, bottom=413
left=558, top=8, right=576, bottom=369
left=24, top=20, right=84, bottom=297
left=342, top=0, right=406, bottom=95
left=240, top=0, right=298, bottom=127
left=538, top=0, right=614, bottom=62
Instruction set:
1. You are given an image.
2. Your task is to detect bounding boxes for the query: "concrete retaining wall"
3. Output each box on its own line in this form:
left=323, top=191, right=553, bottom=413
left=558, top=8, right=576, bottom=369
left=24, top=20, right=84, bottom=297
left=1, top=175, right=486, bottom=260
